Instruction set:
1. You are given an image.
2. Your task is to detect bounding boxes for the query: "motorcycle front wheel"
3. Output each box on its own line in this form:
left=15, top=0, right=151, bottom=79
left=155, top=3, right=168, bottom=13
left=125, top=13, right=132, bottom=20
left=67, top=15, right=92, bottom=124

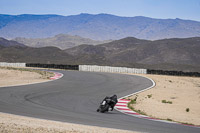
left=100, top=104, right=110, bottom=113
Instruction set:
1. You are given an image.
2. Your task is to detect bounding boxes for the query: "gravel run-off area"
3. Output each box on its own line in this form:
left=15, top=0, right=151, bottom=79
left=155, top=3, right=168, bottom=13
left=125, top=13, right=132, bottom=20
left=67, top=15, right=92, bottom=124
left=128, top=74, right=200, bottom=126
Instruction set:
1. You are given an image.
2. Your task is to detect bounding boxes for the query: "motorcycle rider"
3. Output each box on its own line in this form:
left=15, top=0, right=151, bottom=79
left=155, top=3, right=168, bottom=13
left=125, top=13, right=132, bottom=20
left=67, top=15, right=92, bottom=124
left=97, top=94, right=118, bottom=112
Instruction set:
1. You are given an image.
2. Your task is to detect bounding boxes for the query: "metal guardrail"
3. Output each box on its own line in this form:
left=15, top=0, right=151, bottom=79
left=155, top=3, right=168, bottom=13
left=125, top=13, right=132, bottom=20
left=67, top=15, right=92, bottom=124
left=147, top=69, right=200, bottom=77
left=26, top=63, right=79, bottom=70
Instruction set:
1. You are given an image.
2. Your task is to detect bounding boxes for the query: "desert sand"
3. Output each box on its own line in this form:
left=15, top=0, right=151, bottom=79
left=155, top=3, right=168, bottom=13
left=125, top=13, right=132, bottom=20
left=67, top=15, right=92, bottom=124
left=128, top=74, right=200, bottom=125
left=0, top=112, right=135, bottom=133
left=0, top=67, right=53, bottom=87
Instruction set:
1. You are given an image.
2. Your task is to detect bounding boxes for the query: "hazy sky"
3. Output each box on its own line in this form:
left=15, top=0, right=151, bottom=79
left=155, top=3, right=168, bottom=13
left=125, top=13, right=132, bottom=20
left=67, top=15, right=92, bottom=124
left=0, top=0, right=200, bottom=21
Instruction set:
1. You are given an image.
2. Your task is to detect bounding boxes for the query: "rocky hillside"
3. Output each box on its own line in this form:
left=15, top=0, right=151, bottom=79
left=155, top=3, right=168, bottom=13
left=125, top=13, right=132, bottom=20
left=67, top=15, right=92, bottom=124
left=65, top=37, right=200, bottom=72
left=0, top=37, right=73, bottom=63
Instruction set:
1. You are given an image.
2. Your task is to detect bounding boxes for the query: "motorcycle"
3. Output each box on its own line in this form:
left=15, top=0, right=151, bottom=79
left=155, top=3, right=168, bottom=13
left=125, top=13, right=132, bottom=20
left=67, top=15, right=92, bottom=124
left=97, top=99, right=116, bottom=113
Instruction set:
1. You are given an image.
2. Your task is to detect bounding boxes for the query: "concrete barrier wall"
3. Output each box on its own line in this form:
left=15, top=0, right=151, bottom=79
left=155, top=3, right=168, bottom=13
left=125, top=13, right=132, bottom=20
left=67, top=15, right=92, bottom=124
left=0, top=62, right=26, bottom=67
left=79, top=65, right=147, bottom=74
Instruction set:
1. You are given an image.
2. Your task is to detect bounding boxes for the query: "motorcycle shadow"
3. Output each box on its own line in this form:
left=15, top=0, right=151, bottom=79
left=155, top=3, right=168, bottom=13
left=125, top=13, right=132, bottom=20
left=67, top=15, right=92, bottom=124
left=97, top=110, right=119, bottom=115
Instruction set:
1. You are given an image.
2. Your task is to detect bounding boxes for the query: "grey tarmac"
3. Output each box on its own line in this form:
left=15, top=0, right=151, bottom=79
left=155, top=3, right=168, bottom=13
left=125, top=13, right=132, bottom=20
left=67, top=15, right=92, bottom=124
left=0, top=70, right=199, bottom=133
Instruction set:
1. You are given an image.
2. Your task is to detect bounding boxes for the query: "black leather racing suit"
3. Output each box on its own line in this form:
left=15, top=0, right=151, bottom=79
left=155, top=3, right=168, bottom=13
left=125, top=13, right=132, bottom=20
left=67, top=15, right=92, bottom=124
left=102, top=95, right=118, bottom=111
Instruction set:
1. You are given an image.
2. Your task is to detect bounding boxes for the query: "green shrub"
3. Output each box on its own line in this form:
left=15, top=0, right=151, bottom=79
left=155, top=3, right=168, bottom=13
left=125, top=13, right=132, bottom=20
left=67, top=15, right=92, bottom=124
left=186, top=108, right=190, bottom=112
left=167, top=118, right=173, bottom=121
left=147, top=94, right=152, bottom=98
left=162, top=100, right=172, bottom=104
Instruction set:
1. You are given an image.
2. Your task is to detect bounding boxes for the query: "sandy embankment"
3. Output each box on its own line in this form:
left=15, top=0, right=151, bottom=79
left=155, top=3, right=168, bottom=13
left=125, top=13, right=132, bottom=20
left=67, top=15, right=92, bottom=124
left=0, top=67, right=53, bottom=87
left=0, top=67, right=136, bottom=133
left=128, top=74, right=200, bottom=125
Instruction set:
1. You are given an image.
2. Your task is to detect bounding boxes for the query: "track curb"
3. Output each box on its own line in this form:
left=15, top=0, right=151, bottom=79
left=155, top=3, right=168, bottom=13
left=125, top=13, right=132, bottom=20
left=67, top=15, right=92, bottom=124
left=50, top=72, right=63, bottom=80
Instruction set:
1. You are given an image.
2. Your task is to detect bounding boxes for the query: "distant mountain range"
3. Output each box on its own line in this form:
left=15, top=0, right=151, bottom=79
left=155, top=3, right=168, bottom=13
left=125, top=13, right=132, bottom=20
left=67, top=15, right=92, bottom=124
left=0, top=37, right=26, bottom=47
left=0, top=37, right=200, bottom=72
left=0, top=13, right=200, bottom=40
left=13, top=34, right=111, bottom=50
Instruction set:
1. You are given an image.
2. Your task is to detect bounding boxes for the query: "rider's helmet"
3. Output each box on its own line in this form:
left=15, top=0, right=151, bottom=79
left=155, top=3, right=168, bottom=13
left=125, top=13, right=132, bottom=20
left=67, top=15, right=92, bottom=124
left=111, top=94, right=117, bottom=99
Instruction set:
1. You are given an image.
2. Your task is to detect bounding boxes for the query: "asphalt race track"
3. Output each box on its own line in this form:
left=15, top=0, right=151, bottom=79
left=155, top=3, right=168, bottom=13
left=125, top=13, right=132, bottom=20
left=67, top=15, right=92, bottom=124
left=0, top=70, right=199, bottom=133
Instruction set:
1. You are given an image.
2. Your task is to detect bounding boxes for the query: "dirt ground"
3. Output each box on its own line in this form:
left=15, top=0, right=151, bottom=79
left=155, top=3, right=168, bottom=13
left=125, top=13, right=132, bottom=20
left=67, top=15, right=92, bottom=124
left=0, top=67, right=136, bottom=133
left=0, top=67, right=53, bottom=87
left=0, top=112, right=135, bottom=133
left=128, top=74, right=200, bottom=125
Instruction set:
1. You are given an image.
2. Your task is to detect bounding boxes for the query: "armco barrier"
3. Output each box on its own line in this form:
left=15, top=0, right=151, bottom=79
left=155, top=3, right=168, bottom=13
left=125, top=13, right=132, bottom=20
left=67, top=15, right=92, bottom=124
left=79, top=65, right=147, bottom=74
left=0, top=62, right=26, bottom=67
left=26, top=63, right=79, bottom=70
left=147, top=69, right=200, bottom=77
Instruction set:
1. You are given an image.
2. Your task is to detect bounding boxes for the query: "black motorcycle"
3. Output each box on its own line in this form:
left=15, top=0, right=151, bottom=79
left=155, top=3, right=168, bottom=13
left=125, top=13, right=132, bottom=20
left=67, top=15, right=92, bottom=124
left=97, top=98, right=116, bottom=113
